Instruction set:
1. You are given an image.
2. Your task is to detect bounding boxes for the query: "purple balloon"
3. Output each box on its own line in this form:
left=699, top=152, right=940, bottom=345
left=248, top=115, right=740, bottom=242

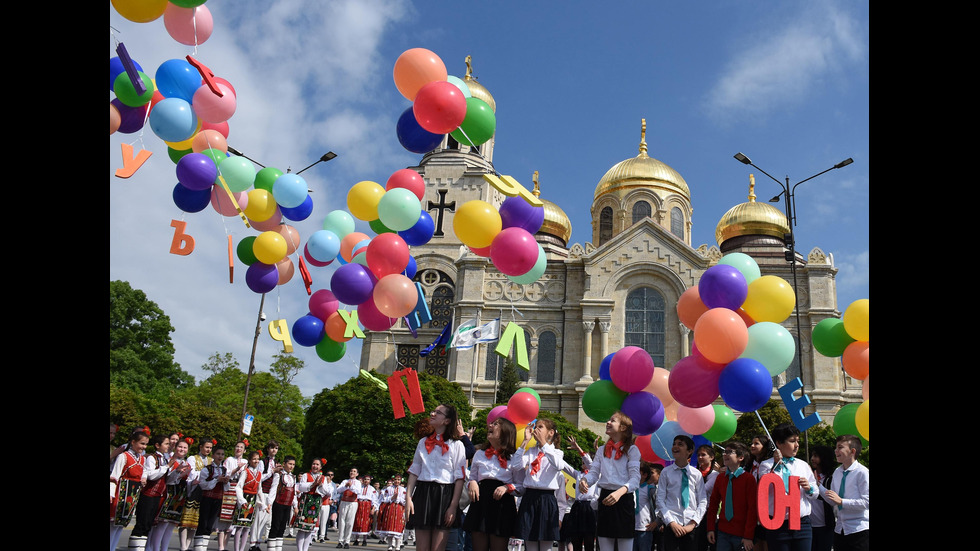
left=330, top=263, right=377, bottom=305
left=621, top=391, right=665, bottom=436
left=668, top=355, right=722, bottom=408
left=111, top=98, right=147, bottom=134
left=175, top=153, right=218, bottom=191
left=718, top=358, right=774, bottom=412
left=245, top=262, right=279, bottom=294
left=698, top=264, right=748, bottom=310
left=499, top=196, right=545, bottom=234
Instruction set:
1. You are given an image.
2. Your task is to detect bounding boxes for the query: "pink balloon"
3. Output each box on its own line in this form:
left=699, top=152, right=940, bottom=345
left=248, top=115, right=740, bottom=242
left=667, top=355, right=722, bottom=408
left=413, top=80, right=467, bottom=134
left=643, top=367, right=674, bottom=406
left=610, top=346, right=655, bottom=393
left=487, top=405, right=508, bottom=426
left=201, top=120, right=230, bottom=139
left=386, top=168, right=426, bottom=201
left=357, top=297, right=397, bottom=332
left=676, top=405, right=716, bottom=435
left=507, top=392, right=539, bottom=426
left=372, top=274, right=418, bottom=318
left=309, top=289, right=340, bottom=322
left=210, top=186, right=248, bottom=217
left=490, top=227, right=539, bottom=276
left=164, top=4, right=214, bottom=46
left=192, top=82, right=237, bottom=124
left=693, top=308, right=749, bottom=364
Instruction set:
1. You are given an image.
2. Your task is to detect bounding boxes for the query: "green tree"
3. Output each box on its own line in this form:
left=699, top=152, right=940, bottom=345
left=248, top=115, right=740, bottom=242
left=495, top=358, right=522, bottom=404
left=110, top=280, right=193, bottom=398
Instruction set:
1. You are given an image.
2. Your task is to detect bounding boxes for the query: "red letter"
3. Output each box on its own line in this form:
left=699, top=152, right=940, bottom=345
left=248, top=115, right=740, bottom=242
left=169, top=220, right=195, bottom=255
left=387, top=369, right=425, bottom=419
left=757, top=473, right=800, bottom=530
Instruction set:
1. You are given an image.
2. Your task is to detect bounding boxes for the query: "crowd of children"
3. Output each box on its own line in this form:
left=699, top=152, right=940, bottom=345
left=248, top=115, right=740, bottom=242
left=111, top=416, right=867, bottom=551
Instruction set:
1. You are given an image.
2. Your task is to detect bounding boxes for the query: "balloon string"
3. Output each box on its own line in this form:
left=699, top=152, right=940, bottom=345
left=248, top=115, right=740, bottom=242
left=454, top=126, right=496, bottom=175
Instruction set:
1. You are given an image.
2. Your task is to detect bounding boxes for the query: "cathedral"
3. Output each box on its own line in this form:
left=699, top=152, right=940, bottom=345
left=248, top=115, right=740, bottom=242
left=358, top=64, right=860, bottom=433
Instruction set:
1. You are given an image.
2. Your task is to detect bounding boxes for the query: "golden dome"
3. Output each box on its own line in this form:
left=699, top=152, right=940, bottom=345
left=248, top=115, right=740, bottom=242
left=715, top=175, right=790, bottom=244
left=463, top=55, right=495, bottom=112
left=532, top=171, right=572, bottom=244
left=594, top=119, right=689, bottom=200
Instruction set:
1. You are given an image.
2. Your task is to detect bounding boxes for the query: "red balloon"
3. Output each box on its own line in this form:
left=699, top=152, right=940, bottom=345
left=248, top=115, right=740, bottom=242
left=386, top=168, right=426, bottom=201
left=413, top=81, right=467, bottom=134
left=507, top=391, right=540, bottom=426
left=469, top=245, right=491, bottom=257
left=366, top=233, right=410, bottom=279
left=635, top=434, right=661, bottom=463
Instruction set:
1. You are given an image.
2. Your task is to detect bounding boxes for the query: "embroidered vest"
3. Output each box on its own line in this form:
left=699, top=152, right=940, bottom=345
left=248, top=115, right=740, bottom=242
left=202, top=464, right=226, bottom=499
left=275, top=473, right=296, bottom=506
left=142, top=452, right=169, bottom=497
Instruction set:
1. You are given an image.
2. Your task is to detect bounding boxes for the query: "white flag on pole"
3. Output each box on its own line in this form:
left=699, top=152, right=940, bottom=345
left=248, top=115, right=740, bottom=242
left=450, top=318, right=500, bottom=349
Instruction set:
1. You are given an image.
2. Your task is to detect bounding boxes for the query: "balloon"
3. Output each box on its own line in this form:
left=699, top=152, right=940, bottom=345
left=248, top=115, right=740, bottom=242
left=449, top=97, right=496, bottom=146
left=373, top=274, right=418, bottom=318
left=113, top=70, right=154, bottom=107
left=245, top=262, right=278, bottom=294
left=487, top=405, right=508, bottom=426
left=218, top=156, right=257, bottom=193
left=396, top=105, right=444, bottom=154
left=163, top=3, right=213, bottom=45
left=621, top=391, right=665, bottom=436
left=398, top=211, right=435, bottom=247
left=832, top=403, right=868, bottom=446
left=516, top=387, right=541, bottom=405
left=330, top=263, right=377, bottom=306
left=201, top=120, right=230, bottom=139
left=309, top=290, right=340, bottom=322
left=393, top=48, right=448, bottom=101
left=272, top=173, right=309, bottom=209
left=610, top=346, right=656, bottom=393
left=504, top=243, right=547, bottom=285
left=377, top=187, right=423, bottom=231
left=198, top=147, right=226, bottom=166
left=855, top=400, right=869, bottom=441
left=110, top=56, right=142, bottom=92
left=693, top=308, right=749, bottom=364
left=236, top=236, right=258, bottom=266
left=192, top=82, right=236, bottom=123
left=499, top=196, right=545, bottom=234
left=812, top=318, right=855, bottom=357
left=598, top=353, right=615, bottom=381
left=347, top=181, right=386, bottom=221
left=250, top=209, right=283, bottom=231
left=176, top=153, right=217, bottom=191
left=404, top=256, right=418, bottom=279
left=168, top=147, right=192, bottom=164
left=191, top=129, right=227, bottom=154
left=507, top=391, right=540, bottom=426
left=842, top=341, right=869, bottom=380
left=366, top=233, right=410, bottom=279
left=469, top=245, right=491, bottom=257
left=325, top=312, right=353, bottom=343
left=292, top=314, right=325, bottom=347
left=340, top=232, right=370, bottom=263
left=315, top=335, right=347, bottom=363
left=154, top=58, right=201, bottom=103
left=413, top=80, right=467, bottom=134
left=304, top=243, right=332, bottom=268
left=635, top=434, right=661, bottom=462
left=243, top=189, right=277, bottom=222
left=279, top=195, right=314, bottom=222
left=454, top=200, right=501, bottom=248
left=649, top=421, right=688, bottom=460
left=252, top=231, right=287, bottom=265
left=698, top=264, right=748, bottom=311
left=742, top=275, right=795, bottom=323
left=842, top=299, right=869, bottom=342
left=149, top=97, right=197, bottom=142
left=717, top=252, right=761, bottom=284
left=668, top=355, right=722, bottom=409
left=677, top=286, right=710, bottom=331
left=357, top=296, right=397, bottom=331
left=276, top=257, right=294, bottom=285
left=490, top=228, right=539, bottom=277
left=735, top=308, right=756, bottom=329
left=718, top=358, right=773, bottom=412
left=111, top=0, right=168, bottom=22
left=676, top=405, right=715, bottom=436
left=111, top=99, right=147, bottom=134
left=862, top=375, right=869, bottom=400
left=702, top=405, right=737, bottom=442
left=323, top=210, right=356, bottom=239
left=643, top=367, right=674, bottom=406
left=307, top=230, right=341, bottom=263
left=663, top=401, right=680, bottom=422
left=110, top=103, right=121, bottom=134
left=386, top=168, right=426, bottom=201
left=275, top=225, right=301, bottom=256
left=172, top=182, right=211, bottom=212
left=446, top=75, right=472, bottom=98
left=739, top=321, right=796, bottom=376
left=163, top=121, right=202, bottom=151
left=582, top=380, right=628, bottom=423
left=254, top=167, right=284, bottom=193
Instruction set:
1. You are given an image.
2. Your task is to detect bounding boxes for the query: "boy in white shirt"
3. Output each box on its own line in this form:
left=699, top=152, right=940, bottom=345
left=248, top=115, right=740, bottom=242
left=821, top=435, right=868, bottom=551
left=757, top=423, right=819, bottom=551
left=654, top=435, right=706, bottom=551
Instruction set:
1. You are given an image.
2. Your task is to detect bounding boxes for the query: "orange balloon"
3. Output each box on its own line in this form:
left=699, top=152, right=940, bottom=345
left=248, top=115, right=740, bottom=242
left=373, top=274, right=418, bottom=318
left=340, top=232, right=370, bottom=263
left=192, top=129, right=228, bottom=154
left=276, top=257, right=294, bottom=285
left=842, top=341, right=869, bottom=380
left=325, top=312, right=353, bottom=343
left=643, top=367, right=674, bottom=406
left=393, top=48, right=448, bottom=101
left=736, top=308, right=756, bottom=328
left=693, top=308, right=748, bottom=364
left=677, top=286, right=709, bottom=330
left=276, top=224, right=302, bottom=255
left=663, top=401, right=680, bottom=422
left=110, top=103, right=121, bottom=134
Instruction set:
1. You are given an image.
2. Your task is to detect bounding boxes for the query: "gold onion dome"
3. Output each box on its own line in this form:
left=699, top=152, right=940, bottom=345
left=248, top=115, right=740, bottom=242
left=594, top=119, right=690, bottom=201
left=715, top=175, right=790, bottom=244
left=532, top=171, right=572, bottom=244
left=463, top=55, right=495, bottom=112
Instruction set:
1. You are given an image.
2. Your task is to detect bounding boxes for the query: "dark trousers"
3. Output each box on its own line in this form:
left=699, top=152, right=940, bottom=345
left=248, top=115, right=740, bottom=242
left=833, top=530, right=868, bottom=551
left=270, top=502, right=292, bottom=538
left=765, top=516, right=811, bottom=551
left=132, top=494, right=162, bottom=536
left=662, top=529, right=696, bottom=551
left=198, top=496, right=223, bottom=534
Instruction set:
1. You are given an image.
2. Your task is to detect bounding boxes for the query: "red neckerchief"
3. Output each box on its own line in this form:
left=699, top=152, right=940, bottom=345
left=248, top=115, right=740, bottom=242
left=604, top=440, right=625, bottom=460
left=425, top=433, right=449, bottom=455
left=699, top=465, right=712, bottom=480
left=485, top=447, right=508, bottom=469
left=529, top=451, right=546, bottom=476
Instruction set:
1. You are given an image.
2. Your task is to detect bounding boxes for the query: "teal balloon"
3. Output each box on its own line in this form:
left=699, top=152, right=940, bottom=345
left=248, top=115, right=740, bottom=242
left=218, top=156, right=257, bottom=192
left=702, top=405, right=737, bottom=442
left=450, top=97, right=496, bottom=146
left=717, top=252, right=761, bottom=284
left=516, top=387, right=541, bottom=405
left=377, top=187, right=422, bottom=231
left=739, top=322, right=795, bottom=376
left=812, top=318, right=855, bottom=357
left=649, top=421, right=689, bottom=459
left=323, top=210, right=356, bottom=239
left=507, top=244, right=546, bottom=284
left=315, top=335, right=347, bottom=363
left=582, top=380, right=628, bottom=423
left=447, top=75, right=471, bottom=98
left=832, top=403, right=868, bottom=446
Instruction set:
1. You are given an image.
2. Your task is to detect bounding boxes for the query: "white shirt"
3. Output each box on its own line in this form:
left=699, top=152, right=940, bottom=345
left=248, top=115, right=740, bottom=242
left=468, top=447, right=525, bottom=487
left=824, top=462, right=869, bottom=535
left=408, top=435, right=467, bottom=483
left=224, top=456, right=249, bottom=490
left=583, top=443, right=642, bottom=492
left=758, top=457, right=818, bottom=519
left=565, top=454, right=597, bottom=502
left=514, top=443, right=567, bottom=490
left=335, top=478, right=363, bottom=501
left=635, top=482, right=656, bottom=530
left=655, top=463, right=707, bottom=527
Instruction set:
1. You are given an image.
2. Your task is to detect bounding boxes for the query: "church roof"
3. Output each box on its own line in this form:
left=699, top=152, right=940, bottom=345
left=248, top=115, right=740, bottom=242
left=594, top=119, right=690, bottom=201
left=715, top=175, right=790, bottom=244
left=462, top=55, right=495, bottom=113
left=533, top=173, right=572, bottom=244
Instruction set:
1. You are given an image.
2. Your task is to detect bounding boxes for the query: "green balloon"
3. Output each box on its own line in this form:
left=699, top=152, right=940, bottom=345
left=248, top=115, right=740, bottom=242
left=450, top=97, right=496, bottom=146
left=582, top=380, right=628, bottom=423
left=113, top=71, right=155, bottom=107
left=507, top=244, right=546, bottom=285
left=168, top=147, right=192, bottom=164
left=169, top=0, right=207, bottom=7
left=832, top=403, right=868, bottom=446
left=316, top=335, right=347, bottom=363
left=369, top=218, right=396, bottom=234
left=516, top=387, right=541, bottom=405
left=812, top=318, right=855, bottom=357
left=254, top=167, right=284, bottom=193
left=237, top=236, right=258, bottom=265
left=717, top=252, right=761, bottom=284
left=200, top=148, right=227, bottom=166
left=702, top=405, right=737, bottom=442
left=220, top=156, right=257, bottom=193
left=740, top=322, right=796, bottom=376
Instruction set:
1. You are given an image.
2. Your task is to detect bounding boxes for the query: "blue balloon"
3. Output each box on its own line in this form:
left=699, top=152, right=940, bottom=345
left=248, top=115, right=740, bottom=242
left=292, top=314, right=325, bottom=347
left=279, top=195, right=314, bottom=221
left=149, top=97, right=198, bottom=142
left=398, top=210, right=435, bottom=246
left=272, top=173, right=309, bottom=209
left=718, top=358, right=774, bottom=412
left=110, top=56, right=143, bottom=92
left=307, top=230, right=341, bottom=263
left=155, top=58, right=203, bottom=102
left=397, top=106, right=444, bottom=154
left=172, top=182, right=211, bottom=213
left=649, top=420, right=690, bottom=461
left=598, top=353, right=616, bottom=381
left=404, top=256, right=417, bottom=279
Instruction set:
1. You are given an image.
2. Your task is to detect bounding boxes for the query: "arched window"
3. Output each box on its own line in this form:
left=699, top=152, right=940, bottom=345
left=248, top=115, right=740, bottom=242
left=670, top=207, right=684, bottom=240
left=599, top=206, right=613, bottom=245
left=537, top=331, right=557, bottom=383
left=632, top=201, right=651, bottom=224
left=624, top=287, right=666, bottom=368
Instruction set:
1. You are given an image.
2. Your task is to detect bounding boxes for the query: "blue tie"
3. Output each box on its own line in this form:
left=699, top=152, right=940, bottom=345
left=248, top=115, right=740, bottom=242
left=679, top=466, right=690, bottom=509
left=837, top=469, right=849, bottom=510
left=725, top=467, right=744, bottom=521
left=776, top=457, right=795, bottom=492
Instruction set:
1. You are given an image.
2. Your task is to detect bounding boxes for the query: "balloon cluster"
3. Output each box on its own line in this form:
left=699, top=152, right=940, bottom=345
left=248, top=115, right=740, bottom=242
left=392, top=48, right=497, bottom=153
left=453, top=196, right=547, bottom=284
left=813, top=299, right=869, bottom=443
left=487, top=387, right=541, bottom=446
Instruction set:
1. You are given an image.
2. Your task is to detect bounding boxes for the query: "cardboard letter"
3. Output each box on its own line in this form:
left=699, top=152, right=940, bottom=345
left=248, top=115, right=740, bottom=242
left=115, top=143, right=152, bottom=178
left=268, top=319, right=294, bottom=353
left=778, top=377, right=822, bottom=432
left=387, top=368, right=425, bottom=419
left=407, top=282, right=433, bottom=331
left=757, top=472, right=801, bottom=530
left=337, top=310, right=366, bottom=339
left=483, top=174, right=544, bottom=207
left=169, top=220, right=194, bottom=255
left=494, top=322, right=529, bottom=370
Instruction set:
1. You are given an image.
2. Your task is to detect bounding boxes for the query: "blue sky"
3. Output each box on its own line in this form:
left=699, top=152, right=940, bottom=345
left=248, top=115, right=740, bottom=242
left=109, top=0, right=869, bottom=399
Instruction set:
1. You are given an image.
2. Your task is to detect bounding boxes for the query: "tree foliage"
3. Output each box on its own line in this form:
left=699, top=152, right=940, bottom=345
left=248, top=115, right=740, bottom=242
left=495, top=358, right=522, bottom=404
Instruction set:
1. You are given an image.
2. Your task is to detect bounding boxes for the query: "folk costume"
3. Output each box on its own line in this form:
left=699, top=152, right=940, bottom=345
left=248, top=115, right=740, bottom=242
left=295, top=470, right=330, bottom=551
left=336, top=475, right=363, bottom=546
left=194, top=460, right=228, bottom=551
left=251, top=455, right=279, bottom=550
left=377, top=483, right=408, bottom=550
left=129, top=449, right=170, bottom=551
left=267, top=469, right=298, bottom=551
left=352, top=482, right=380, bottom=545
left=149, top=453, right=191, bottom=551
left=317, top=478, right=338, bottom=543
left=232, top=465, right=266, bottom=551
left=180, top=453, right=214, bottom=532
left=110, top=449, right=146, bottom=551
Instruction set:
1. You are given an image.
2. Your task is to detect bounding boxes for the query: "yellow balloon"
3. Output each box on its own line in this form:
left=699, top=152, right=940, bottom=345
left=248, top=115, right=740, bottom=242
left=244, top=189, right=278, bottom=222
left=842, top=299, right=869, bottom=342
left=347, top=181, right=386, bottom=221
left=253, top=231, right=288, bottom=265
left=111, top=0, right=168, bottom=23
left=742, top=275, right=795, bottom=323
left=855, top=400, right=869, bottom=441
left=453, top=200, right=502, bottom=248
left=515, top=429, right=537, bottom=449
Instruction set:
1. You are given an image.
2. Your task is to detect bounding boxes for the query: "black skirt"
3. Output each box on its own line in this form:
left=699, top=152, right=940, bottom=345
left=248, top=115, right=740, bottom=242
left=595, top=488, right=634, bottom=539
left=462, top=479, right=518, bottom=537
left=514, top=488, right=560, bottom=542
left=408, top=480, right=461, bottom=530
left=559, top=499, right=597, bottom=540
